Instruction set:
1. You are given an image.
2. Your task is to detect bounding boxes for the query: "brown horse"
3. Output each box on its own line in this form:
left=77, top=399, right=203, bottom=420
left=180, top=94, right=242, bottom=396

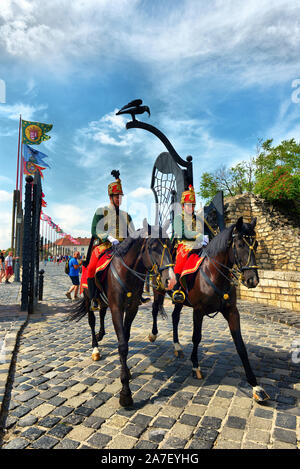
left=68, top=220, right=175, bottom=407
left=149, top=217, right=270, bottom=403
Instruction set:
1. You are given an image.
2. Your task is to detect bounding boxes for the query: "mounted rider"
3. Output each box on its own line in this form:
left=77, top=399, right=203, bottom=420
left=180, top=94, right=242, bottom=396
left=87, top=170, right=135, bottom=310
left=172, top=185, right=209, bottom=303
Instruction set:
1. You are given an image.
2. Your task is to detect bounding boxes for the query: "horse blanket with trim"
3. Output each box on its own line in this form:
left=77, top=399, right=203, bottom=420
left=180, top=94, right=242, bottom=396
left=179, top=253, right=204, bottom=291
left=80, top=245, right=114, bottom=294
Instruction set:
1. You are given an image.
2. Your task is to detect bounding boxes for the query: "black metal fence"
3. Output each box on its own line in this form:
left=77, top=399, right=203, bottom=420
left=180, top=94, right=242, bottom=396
left=21, top=173, right=42, bottom=313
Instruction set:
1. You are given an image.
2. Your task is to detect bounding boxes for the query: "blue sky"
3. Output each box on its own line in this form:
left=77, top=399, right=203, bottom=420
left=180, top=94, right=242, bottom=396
left=1, top=0, right=300, bottom=247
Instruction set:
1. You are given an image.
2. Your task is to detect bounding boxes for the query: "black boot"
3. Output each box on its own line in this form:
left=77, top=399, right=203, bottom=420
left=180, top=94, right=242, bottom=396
left=172, top=274, right=185, bottom=304
left=87, top=278, right=99, bottom=311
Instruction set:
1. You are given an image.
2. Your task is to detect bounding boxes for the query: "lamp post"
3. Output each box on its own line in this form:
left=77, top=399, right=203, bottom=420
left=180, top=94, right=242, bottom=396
left=14, top=213, right=23, bottom=282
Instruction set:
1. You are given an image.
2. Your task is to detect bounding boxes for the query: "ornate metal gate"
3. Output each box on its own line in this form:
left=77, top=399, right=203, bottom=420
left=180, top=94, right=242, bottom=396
left=116, top=99, right=225, bottom=235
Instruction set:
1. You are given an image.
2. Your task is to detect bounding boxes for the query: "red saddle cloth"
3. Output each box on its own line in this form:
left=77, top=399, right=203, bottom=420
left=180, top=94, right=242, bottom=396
left=80, top=250, right=113, bottom=294
left=180, top=253, right=204, bottom=289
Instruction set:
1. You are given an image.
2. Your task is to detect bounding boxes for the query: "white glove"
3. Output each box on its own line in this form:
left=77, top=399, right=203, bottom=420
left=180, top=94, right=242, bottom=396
left=202, top=235, right=209, bottom=246
left=108, top=235, right=119, bottom=245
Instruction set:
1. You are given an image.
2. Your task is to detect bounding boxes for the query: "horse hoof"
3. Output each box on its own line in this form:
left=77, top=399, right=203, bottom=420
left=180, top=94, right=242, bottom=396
left=92, top=352, right=101, bottom=361
left=192, top=368, right=203, bottom=380
left=149, top=333, right=157, bottom=343
left=174, top=350, right=184, bottom=358
left=119, top=393, right=133, bottom=408
left=253, top=386, right=270, bottom=403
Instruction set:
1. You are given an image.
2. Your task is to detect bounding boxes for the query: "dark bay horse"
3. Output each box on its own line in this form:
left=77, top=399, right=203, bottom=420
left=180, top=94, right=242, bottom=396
left=149, top=217, right=270, bottom=403
left=68, top=220, right=176, bottom=407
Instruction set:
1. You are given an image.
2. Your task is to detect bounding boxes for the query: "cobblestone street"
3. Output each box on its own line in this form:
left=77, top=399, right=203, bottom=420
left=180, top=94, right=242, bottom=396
left=0, top=263, right=299, bottom=449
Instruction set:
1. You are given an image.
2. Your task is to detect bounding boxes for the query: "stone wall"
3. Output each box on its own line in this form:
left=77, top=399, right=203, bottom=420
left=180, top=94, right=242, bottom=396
left=237, top=269, right=300, bottom=312
left=224, top=193, right=300, bottom=311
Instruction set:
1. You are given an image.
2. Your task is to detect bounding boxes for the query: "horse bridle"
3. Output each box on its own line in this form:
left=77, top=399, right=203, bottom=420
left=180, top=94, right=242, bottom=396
left=112, top=237, right=174, bottom=295
left=232, top=233, right=259, bottom=273
left=202, top=230, right=259, bottom=299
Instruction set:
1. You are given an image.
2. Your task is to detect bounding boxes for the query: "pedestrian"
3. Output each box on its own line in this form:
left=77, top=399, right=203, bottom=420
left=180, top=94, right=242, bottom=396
left=44, top=254, right=48, bottom=267
left=5, top=251, right=18, bottom=284
left=0, top=250, right=5, bottom=283
left=65, top=251, right=82, bottom=300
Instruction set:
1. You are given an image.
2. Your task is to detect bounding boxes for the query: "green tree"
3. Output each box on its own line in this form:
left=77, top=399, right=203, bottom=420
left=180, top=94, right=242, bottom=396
left=254, top=138, right=300, bottom=202
left=198, top=138, right=300, bottom=204
left=199, top=160, right=255, bottom=202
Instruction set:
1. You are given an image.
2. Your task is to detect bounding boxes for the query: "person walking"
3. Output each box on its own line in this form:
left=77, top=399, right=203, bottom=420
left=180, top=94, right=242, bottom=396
left=0, top=251, right=5, bottom=283
left=5, top=251, right=17, bottom=284
left=65, top=251, right=82, bottom=300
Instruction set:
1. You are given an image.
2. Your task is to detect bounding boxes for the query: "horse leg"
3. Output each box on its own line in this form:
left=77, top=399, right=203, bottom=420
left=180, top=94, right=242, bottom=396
left=190, top=309, right=204, bottom=379
left=96, top=307, right=107, bottom=342
left=149, top=292, right=162, bottom=342
left=223, top=306, right=269, bottom=403
left=88, top=310, right=101, bottom=361
left=172, top=303, right=184, bottom=358
left=123, top=309, right=139, bottom=380
left=111, top=309, right=133, bottom=407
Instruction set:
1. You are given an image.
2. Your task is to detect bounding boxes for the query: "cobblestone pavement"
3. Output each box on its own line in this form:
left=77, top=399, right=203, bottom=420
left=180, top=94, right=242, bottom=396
left=0, top=263, right=299, bottom=449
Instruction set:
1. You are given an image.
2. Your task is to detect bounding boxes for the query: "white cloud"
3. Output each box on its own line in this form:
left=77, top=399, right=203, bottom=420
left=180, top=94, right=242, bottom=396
left=48, top=202, right=91, bottom=238
left=1, top=0, right=299, bottom=87
left=0, top=190, right=12, bottom=203
left=129, top=187, right=153, bottom=199
left=0, top=102, right=47, bottom=121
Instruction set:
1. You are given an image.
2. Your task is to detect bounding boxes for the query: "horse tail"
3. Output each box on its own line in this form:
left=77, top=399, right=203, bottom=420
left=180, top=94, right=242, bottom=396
left=67, top=296, right=88, bottom=322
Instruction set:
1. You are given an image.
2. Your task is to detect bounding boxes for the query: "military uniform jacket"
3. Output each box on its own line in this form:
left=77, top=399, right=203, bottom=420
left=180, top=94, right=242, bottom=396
left=172, top=212, right=203, bottom=249
left=91, top=205, right=135, bottom=242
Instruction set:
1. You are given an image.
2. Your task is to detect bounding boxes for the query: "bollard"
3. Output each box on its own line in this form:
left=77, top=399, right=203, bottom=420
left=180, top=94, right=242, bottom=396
left=38, top=269, right=44, bottom=301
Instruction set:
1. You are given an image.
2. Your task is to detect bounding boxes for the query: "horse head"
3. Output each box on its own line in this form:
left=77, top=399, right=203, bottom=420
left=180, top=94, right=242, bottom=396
left=233, top=216, right=259, bottom=288
left=141, top=218, right=176, bottom=290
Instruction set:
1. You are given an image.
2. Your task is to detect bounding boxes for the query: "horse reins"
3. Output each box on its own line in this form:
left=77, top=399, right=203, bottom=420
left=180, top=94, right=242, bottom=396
left=110, top=238, right=174, bottom=298
left=200, top=230, right=259, bottom=306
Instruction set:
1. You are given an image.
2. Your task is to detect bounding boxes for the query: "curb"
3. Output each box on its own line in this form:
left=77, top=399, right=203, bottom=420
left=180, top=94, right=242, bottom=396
left=0, top=313, right=28, bottom=419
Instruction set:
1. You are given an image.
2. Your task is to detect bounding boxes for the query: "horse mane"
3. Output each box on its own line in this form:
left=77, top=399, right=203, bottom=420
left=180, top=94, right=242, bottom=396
left=189, top=224, right=235, bottom=258
left=204, top=224, right=235, bottom=257
left=113, top=225, right=170, bottom=258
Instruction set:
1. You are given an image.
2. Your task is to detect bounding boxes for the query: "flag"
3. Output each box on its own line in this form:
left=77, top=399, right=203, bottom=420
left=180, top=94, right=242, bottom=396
left=22, top=120, right=53, bottom=145
left=23, top=160, right=46, bottom=178
left=23, top=144, right=50, bottom=168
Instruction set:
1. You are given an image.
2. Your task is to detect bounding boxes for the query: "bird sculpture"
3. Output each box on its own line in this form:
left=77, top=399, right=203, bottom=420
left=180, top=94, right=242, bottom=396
left=116, top=99, right=151, bottom=121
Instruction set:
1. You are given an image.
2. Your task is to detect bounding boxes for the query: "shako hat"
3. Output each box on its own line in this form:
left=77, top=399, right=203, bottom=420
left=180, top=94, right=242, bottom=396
left=108, top=170, right=124, bottom=196
left=181, top=185, right=196, bottom=204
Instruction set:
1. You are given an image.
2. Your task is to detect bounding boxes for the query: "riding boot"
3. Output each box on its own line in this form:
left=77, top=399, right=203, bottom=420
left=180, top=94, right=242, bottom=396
left=172, top=274, right=185, bottom=304
left=87, top=278, right=99, bottom=311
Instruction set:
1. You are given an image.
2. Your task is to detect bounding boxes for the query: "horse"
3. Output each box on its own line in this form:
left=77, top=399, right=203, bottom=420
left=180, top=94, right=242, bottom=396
left=148, top=216, right=270, bottom=403
left=68, top=220, right=176, bottom=407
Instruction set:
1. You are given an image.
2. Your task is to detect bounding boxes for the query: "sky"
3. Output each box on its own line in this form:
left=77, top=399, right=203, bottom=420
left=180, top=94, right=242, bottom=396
left=1, top=0, right=300, bottom=247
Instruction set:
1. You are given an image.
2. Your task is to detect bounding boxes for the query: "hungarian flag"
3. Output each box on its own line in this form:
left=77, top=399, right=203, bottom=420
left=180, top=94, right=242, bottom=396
left=22, top=120, right=53, bottom=145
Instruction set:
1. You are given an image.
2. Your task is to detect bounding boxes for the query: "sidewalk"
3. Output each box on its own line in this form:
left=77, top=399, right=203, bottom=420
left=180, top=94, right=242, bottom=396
left=0, top=281, right=27, bottom=414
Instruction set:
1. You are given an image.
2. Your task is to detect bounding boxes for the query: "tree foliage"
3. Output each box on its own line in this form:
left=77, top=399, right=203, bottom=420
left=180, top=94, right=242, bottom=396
left=198, top=138, right=300, bottom=204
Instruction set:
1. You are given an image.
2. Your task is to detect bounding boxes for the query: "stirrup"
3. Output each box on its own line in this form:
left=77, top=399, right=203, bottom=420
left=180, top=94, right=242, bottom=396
left=140, top=296, right=151, bottom=304
left=172, top=289, right=185, bottom=304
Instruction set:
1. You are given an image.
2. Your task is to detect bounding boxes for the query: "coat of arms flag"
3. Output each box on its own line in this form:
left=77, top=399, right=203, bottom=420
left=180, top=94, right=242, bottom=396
left=22, top=119, right=53, bottom=145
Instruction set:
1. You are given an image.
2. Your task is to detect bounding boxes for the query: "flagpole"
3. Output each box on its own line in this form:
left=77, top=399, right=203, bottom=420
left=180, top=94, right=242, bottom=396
left=20, top=140, right=24, bottom=202
left=16, top=115, right=21, bottom=190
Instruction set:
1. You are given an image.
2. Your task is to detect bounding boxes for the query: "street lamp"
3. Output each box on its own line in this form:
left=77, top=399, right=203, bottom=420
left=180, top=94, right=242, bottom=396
left=14, top=213, right=23, bottom=282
